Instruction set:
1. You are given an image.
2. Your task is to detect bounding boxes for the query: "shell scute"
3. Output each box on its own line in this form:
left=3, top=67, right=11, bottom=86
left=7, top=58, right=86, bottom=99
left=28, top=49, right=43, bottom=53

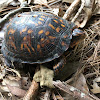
left=2, top=12, right=76, bottom=64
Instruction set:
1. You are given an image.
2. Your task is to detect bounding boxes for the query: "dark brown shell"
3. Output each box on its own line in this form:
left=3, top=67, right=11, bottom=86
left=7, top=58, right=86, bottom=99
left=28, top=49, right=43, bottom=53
left=1, top=12, right=76, bottom=64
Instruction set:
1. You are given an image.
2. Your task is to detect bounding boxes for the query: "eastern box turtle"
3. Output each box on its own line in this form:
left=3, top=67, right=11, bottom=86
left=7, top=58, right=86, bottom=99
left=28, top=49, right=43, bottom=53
left=1, top=12, right=85, bottom=73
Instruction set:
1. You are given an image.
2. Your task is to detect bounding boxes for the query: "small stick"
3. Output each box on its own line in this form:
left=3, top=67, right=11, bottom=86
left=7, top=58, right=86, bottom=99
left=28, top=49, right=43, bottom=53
left=48, top=0, right=62, bottom=6
left=23, top=80, right=39, bottom=100
left=53, top=81, right=100, bottom=100
left=52, top=91, right=57, bottom=100
left=63, top=0, right=80, bottom=20
left=71, top=0, right=85, bottom=22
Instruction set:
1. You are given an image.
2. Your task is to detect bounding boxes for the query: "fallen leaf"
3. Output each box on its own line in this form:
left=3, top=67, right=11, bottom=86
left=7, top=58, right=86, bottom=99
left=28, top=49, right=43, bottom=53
left=74, top=74, right=89, bottom=94
left=7, top=84, right=26, bottom=97
left=91, top=77, right=100, bottom=94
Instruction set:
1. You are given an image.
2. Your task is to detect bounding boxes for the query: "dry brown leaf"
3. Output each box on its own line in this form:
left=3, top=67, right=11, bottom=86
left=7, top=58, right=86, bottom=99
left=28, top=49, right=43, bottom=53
left=91, top=77, right=100, bottom=94
left=7, top=84, right=26, bottom=97
left=34, top=0, right=47, bottom=5
left=21, top=77, right=31, bottom=90
left=74, top=74, right=89, bottom=94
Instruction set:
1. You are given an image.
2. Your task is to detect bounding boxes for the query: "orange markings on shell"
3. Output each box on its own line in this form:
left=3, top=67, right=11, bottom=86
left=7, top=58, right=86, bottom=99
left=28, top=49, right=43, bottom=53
left=41, top=43, right=45, bottom=47
left=38, top=30, right=44, bottom=35
left=63, top=34, right=68, bottom=38
left=31, top=47, right=35, bottom=52
left=37, top=44, right=41, bottom=51
left=8, top=29, right=15, bottom=35
left=42, top=14, right=48, bottom=16
left=24, top=44, right=31, bottom=54
left=11, top=42, right=17, bottom=50
left=28, top=29, right=33, bottom=34
left=54, top=17, right=58, bottom=19
left=53, top=63, right=59, bottom=69
left=9, top=18, right=12, bottom=21
left=23, top=37, right=27, bottom=40
left=49, top=36, right=56, bottom=39
left=15, top=21, right=21, bottom=24
left=7, top=23, right=11, bottom=28
left=61, top=41, right=66, bottom=46
left=59, top=19, right=64, bottom=23
left=41, top=16, right=45, bottom=18
left=38, top=21, right=42, bottom=24
left=33, top=15, right=38, bottom=17
left=21, top=44, right=23, bottom=50
left=46, top=40, right=50, bottom=43
left=61, top=41, right=68, bottom=48
left=41, top=38, right=45, bottom=42
left=41, top=39, right=50, bottom=47
left=61, top=24, right=65, bottom=27
left=49, top=23, right=55, bottom=30
left=45, top=31, right=50, bottom=36
left=8, top=36, right=16, bottom=50
left=20, top=27, right=27, bottom=34
left=56, top=27, right=60, bottom=32
left=53, top=20, right=58, bottom=23
left=9, top=37, right=12, bottom=39
left=39, top=18, right=44, bottom=21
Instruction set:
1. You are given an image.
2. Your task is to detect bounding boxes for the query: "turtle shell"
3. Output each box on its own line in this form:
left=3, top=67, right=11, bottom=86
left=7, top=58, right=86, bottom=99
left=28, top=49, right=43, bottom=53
left=1, top=12, right=76, bottom=64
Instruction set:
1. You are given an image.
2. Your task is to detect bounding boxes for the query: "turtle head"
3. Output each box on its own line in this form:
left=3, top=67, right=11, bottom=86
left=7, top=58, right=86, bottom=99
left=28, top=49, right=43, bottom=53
left=70, top=28, right=86, bottom=48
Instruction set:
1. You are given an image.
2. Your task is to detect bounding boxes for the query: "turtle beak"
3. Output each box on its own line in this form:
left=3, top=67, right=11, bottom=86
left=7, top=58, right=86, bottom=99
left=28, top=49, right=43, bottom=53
left=70, top=29, right=86, bottom=48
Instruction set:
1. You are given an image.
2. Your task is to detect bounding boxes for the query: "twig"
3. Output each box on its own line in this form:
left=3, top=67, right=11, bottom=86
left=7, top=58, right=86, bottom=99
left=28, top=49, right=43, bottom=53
left=63, top=0, right=80, bottom=20
left=52, top=91, right=57, bottom=100
left=90, top=20, right=100, bottom=28
left=0, top=92, right=5, bottom=100
left=43, top=89, right=51, bottom=100
left=23, top=80, right=39, bottom=100
left=48, top=0, right=62, bottom=6
left=85, top=72, right=98, bottom=78
left=71, top=0, right=85, bottom=22
left=53, top=81, right=100, bottom=100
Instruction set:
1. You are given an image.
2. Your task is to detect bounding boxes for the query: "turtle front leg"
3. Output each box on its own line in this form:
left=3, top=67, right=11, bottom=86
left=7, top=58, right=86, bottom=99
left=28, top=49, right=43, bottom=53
left=53, top=57, right=66, bottom=75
